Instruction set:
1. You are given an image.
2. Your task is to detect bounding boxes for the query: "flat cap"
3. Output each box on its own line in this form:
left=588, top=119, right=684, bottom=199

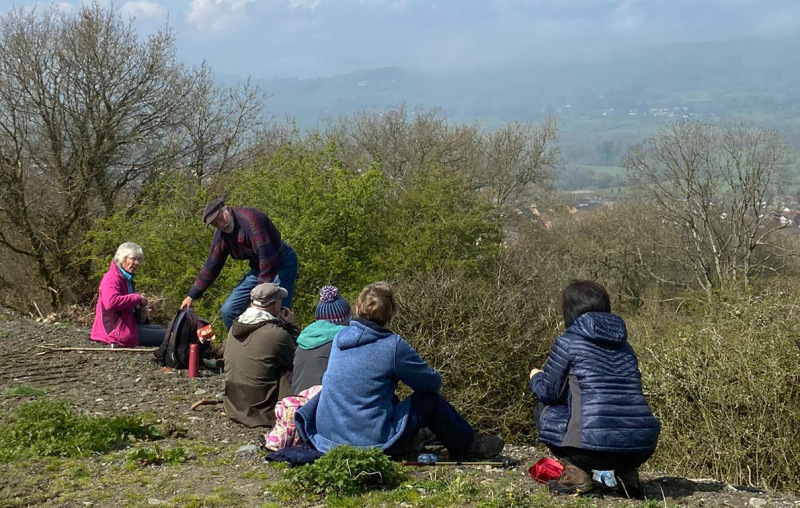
left=250, top=282, right=288, bottom=307
left=202, top=198, right=226, bottom=226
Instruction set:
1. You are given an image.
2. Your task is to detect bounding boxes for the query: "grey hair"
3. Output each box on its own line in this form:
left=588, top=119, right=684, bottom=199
left=113, top=242, right=144, bottom=266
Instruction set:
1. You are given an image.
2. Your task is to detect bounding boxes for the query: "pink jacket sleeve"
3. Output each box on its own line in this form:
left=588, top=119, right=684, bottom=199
left=100, top=271, right=142, bottom=312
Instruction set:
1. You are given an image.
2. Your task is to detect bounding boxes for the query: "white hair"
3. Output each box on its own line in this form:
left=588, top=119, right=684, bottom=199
left=113, top=242, right=144, bottom=267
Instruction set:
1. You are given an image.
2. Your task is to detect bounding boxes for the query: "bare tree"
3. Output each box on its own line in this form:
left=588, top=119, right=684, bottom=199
left=178, top=63, right=267, bottom=182
left=323, top=105, right=558, bottom=210
left=478, top=117, right=559, bottom=208
left=0, top=2, right=266, bottom=309
left=624, top=121, right=791, bottom=297
left=327, top=104, right=482, bottom=181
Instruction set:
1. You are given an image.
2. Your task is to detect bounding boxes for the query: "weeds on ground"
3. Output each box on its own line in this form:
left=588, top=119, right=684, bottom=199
left=166, top=487, right=245, bottom=508
left=0, top=398, right=160, bottom=461
left=3, top=385, right=45, bottom=397
left=126, top=445, right=189, bottom=467
left=281, top=446, right=405, bottom=497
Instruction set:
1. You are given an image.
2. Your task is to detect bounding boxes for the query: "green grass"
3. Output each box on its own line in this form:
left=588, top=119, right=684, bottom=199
left=126, top=445, right=189, bottom=468
left=3, top=385, right=46, bottom=397
left=573, top=164, right=625, bottom=175
left=166, top=487, right=245, bottom=508
left=0, top=398, right=160, bottom=461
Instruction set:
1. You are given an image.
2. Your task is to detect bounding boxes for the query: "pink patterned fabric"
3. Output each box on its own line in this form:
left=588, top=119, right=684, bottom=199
left=262, top=385, right=322, bottom=451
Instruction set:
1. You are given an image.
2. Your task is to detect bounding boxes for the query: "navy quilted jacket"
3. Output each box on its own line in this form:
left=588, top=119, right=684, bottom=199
left=529, top=312, right=660, bottom=452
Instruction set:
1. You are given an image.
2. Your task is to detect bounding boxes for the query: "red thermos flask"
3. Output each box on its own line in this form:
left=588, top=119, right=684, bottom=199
left=188, top=343, right=201, bottom=378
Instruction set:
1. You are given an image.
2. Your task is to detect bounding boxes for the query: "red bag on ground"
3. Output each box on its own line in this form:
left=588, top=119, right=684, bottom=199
left=529, top=457, right=564, bottom=484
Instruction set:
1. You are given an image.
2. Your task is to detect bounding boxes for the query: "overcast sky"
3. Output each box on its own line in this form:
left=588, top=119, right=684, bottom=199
left=1, top=0, right=799, bottom=78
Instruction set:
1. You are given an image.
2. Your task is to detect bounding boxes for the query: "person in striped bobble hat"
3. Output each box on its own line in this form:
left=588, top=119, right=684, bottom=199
left=291, top=286, right=351, bottom=394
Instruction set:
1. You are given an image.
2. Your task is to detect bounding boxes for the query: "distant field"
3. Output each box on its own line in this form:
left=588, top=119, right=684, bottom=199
left=571, top=164, right=625, bottom=175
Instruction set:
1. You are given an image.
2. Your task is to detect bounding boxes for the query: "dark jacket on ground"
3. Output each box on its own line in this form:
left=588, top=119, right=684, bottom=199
left=530, top=312, right=660, bottom=453
left=291, top=320, right=346, bottom=394
left=223, top=312, right=297, bottom=427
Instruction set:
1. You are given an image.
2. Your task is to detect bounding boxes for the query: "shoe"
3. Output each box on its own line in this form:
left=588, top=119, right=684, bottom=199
left=407, top=427, right=437, bottom=454
left=456, top=435, right=505, bottom=460
left=547, top=463, right=594, bottom=494
left=616, top=468, right=643, bottom=499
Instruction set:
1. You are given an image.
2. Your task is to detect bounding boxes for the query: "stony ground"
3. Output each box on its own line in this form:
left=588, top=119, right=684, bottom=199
left=0, top=309, right=798, bottom=507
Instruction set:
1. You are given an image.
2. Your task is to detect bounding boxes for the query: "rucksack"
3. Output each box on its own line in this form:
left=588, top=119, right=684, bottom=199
left=155, top=308, right=210, bottom=369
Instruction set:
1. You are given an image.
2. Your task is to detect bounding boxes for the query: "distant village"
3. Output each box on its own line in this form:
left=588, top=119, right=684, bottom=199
left=521, top=192, right=800, bottom=234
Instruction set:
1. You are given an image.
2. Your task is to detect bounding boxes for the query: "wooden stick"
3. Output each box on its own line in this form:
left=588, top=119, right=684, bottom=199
left=33, top=301, right=44, bottom=320
left=405, top=458, right=518, bottom=468
left=190, top=397, right=222, bottom=411
left=36, top=345, right=158, bottom=352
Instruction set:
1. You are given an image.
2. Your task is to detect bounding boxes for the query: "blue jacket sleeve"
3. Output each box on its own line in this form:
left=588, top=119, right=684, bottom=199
left=530, top=335, right=571, bottom=404
left=394, top=337, right=442, bottom=393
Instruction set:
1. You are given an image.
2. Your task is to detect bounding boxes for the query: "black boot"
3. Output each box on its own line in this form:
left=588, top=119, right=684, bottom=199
left=456, top=435, right=505, bottom=460
left=616, top=468, right=643, bottom=499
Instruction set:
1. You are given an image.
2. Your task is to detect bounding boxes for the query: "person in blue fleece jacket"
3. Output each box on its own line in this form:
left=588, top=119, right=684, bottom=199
left=529, top=280, right=660, bottom=497
left=296, top=282, right=504, bottom=460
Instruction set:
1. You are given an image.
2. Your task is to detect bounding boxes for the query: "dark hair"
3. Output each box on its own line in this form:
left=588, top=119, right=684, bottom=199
left=562, top=280, right=611, bottom=328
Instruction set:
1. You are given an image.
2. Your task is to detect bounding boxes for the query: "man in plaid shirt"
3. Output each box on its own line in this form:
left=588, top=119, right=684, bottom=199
left=181, top=198, right=298, bottom=330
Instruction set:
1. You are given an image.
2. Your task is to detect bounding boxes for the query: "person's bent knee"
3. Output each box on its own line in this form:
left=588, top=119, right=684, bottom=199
left=220, top=301, right=237, bottom=327
left=409, top=391, right=441, bottom=413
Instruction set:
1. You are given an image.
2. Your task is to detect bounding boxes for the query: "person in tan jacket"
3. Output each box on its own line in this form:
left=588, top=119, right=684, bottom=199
left=223, top=282, right=298, bottom=428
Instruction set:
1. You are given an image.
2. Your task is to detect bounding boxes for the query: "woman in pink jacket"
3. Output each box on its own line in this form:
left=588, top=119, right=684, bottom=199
left=90, top=242, right=165, bottom=347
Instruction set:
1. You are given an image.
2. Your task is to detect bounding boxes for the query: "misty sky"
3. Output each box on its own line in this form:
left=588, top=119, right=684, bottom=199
left=1, top=0, right=799, bottom=78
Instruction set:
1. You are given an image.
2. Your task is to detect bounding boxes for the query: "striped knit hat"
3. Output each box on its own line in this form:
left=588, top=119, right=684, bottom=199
left=315, top=286, right=351, bottom=325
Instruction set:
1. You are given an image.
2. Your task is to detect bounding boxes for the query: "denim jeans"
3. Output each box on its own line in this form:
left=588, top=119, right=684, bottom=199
left=220, top=242, right=298, bottom=330
left=384, top=392, right=476, bottom=459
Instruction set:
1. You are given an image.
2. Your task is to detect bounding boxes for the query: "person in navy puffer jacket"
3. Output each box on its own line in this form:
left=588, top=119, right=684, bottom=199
left=529, top=280, right=660, bottom=498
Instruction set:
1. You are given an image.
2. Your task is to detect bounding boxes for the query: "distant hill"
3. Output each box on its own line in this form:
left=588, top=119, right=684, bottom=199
left=231, top=36, right=800, bottom=169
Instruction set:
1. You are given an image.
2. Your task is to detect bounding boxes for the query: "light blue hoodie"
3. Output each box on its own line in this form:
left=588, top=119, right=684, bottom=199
left=295, top=317, right=441, bottom=452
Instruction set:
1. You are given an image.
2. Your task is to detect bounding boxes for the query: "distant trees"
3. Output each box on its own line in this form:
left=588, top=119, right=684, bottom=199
left=326, top=104, right=558, bottom=209
left=624, top=121, right=790, bottom=296
left=0, top=2, right=266, bottom=308
left=480, top=118, right=559, bottom=208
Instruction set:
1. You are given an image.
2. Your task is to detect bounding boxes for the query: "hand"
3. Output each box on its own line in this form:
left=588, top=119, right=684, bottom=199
left=280, top=307, right=295, bottom=324
left=180, top=296, right=193, bottom=309
left=139, top=296, right=149, bottom=307
left=529, top=368, right=543, bottom=379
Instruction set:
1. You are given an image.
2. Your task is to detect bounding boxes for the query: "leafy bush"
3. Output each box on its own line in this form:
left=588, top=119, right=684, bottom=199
left=632, top=286, right=800, bottom=490
left=392, top=260, right=563, bottom=439
left=229, top=143, right=390, bottom=322
left=0, top=399, right=160, bottom=461
left=283, top=446, right=405, bottom=497
left=87, top=143, right=501, bottom=327
left=394, top=244, right=800, bottom=490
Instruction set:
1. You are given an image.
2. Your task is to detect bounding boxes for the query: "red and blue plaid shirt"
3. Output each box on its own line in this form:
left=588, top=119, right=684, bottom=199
left=188, top=207, right=282, bottom=300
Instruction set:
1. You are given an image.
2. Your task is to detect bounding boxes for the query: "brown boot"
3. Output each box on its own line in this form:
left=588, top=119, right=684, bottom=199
left=616, top=468, right=643, bottom=499
left=547, top=463, right=594, bottom=494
